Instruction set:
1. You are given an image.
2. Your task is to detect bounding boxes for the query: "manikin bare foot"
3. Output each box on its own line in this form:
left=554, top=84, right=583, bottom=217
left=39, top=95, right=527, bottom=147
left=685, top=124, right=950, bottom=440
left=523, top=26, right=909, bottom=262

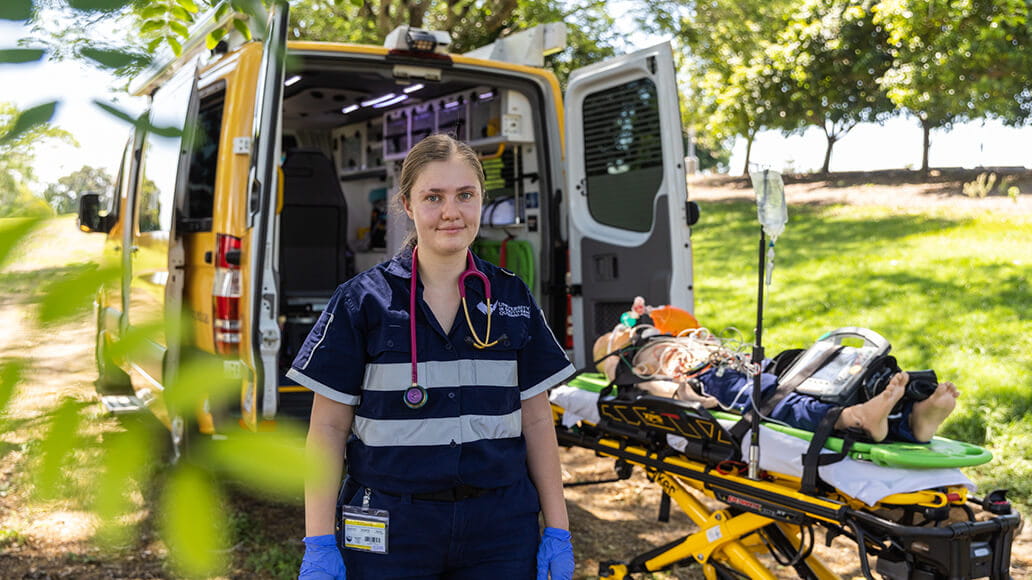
left=835, top=371, right=908, bottom=442
left=910, top=381, right=959, bottom=442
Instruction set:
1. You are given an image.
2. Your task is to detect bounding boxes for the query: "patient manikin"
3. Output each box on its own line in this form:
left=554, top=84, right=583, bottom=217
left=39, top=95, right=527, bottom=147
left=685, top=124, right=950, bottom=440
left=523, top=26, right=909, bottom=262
left=593, top=326, right=959, bottom=444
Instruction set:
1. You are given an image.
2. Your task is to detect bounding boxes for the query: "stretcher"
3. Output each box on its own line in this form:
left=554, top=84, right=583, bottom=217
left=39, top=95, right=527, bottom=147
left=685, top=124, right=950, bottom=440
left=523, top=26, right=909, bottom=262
left=551, top=373, right=1020, bottom=580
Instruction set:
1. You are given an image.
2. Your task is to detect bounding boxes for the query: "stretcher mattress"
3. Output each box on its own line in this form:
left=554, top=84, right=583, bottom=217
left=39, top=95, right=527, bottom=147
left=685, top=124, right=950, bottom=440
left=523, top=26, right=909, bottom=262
left=550, top=385, right=975, bottom=506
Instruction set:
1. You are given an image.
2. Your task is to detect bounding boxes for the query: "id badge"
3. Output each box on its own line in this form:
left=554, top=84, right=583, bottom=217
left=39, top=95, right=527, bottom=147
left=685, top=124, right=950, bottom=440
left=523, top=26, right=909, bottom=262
left=340, top=488, right=389, bottom=554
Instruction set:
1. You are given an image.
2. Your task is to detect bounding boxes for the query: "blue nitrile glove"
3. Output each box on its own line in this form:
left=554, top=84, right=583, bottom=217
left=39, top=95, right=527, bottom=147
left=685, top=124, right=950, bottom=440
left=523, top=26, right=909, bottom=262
left=299, top=534, right=345, bottom=580
left=536, top=527, right=574, bottom=580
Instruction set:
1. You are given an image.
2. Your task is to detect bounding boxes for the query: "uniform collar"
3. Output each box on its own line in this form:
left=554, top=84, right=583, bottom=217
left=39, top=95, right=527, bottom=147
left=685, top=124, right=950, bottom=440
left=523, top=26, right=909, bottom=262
left=385, top=249, right=415, bottom=280
left=384, top=248, right=492, bottom=301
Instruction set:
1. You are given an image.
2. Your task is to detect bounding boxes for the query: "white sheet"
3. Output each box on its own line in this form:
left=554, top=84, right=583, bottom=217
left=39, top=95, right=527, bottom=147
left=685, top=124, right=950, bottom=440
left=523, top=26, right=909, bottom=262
left=549, top=385, right=974, bottom=506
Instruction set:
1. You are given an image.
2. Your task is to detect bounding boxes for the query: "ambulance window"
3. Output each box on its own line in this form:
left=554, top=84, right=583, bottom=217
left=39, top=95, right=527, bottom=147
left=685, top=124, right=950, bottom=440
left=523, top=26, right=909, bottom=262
left=581, top=78, right=662, bottom=233
left=180, top=84, right=225, bottom=230
left=137, top=70, right=193, bottom=234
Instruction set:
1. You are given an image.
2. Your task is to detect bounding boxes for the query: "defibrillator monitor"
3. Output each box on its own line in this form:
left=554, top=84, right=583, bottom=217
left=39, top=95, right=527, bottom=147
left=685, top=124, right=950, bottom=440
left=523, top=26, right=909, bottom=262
left=780, top=327, right=891, bottom=406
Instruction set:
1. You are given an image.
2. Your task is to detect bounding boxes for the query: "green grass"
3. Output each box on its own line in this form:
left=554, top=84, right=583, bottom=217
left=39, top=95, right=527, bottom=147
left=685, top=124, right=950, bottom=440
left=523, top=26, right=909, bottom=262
left=691, top=201, right=1032, bottom=507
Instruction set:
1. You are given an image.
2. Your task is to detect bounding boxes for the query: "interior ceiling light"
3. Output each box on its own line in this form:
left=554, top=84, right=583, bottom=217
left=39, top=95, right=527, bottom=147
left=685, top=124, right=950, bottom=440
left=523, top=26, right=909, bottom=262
left=403, top=83, right=425, bottom=94
left=285, top=75, right=302, bottom=86
left=374, top=94, right=408, bottom=108
left=342, top=104, right=360, bottom=114
left=361, top=93, right=398, bottom=107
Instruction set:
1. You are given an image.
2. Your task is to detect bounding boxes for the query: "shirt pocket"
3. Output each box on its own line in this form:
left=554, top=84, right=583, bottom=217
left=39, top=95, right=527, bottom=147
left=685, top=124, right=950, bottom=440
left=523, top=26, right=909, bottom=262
left=471, top=318, right=527, bottom=388
left=362, top=313, right=410, bottom=391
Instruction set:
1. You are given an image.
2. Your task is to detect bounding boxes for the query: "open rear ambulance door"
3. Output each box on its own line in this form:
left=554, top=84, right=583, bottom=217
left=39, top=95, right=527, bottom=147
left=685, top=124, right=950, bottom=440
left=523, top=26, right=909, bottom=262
left=565, top=42, right=693, bottom=368
left=243, top=1, right=289, bottom=428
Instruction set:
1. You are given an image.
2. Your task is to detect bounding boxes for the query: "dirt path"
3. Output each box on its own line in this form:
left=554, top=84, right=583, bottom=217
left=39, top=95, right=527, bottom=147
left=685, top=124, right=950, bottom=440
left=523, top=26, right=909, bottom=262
left=1, top=198, right=1030, bottom=578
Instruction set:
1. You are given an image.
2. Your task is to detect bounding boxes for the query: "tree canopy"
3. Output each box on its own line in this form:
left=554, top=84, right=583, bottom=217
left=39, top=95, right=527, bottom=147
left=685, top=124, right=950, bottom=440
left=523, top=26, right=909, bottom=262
left=43, top=165, right=113, bottom=215
left=8, top=0, right=1032, bottom=177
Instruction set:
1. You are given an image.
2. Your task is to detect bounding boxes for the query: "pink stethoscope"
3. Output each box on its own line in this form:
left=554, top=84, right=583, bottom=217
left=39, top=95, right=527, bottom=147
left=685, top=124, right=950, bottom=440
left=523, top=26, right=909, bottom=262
left=403, top=246, right=499, bottom=409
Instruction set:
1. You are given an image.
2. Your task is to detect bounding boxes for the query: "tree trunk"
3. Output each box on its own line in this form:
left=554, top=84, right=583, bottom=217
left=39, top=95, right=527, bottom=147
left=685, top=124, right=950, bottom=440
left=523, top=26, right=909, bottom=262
left=921, top=121, right=931, bottom=175
left=822, top=134, right=835, bottom=174
left=742, top=135, right=754, bottom=176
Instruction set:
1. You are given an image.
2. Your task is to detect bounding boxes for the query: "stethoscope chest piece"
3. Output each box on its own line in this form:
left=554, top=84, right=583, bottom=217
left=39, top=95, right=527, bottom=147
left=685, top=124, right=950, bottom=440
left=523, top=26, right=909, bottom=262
left=403, top=384, right=428, bottom=409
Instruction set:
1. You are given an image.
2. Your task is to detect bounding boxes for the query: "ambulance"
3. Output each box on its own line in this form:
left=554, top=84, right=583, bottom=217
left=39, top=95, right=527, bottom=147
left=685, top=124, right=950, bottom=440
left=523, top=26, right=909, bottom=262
left=77, top=2, right=697, bottom=448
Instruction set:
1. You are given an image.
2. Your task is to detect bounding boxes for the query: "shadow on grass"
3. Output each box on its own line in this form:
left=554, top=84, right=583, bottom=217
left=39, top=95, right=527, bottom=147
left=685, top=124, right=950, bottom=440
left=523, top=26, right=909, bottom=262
left=692, top=201, right=967, bottom=263
left=694, top=168, right=1032, bottom=194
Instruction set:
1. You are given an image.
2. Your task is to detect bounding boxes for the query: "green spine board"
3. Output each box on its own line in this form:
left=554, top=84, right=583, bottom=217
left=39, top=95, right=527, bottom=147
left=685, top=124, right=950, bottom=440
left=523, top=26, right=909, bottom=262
left=760, top=421, right=992, bottom=468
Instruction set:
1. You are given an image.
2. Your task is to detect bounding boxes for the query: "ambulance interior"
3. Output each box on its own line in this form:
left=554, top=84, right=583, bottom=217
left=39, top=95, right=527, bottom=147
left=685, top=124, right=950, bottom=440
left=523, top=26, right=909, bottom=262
left=275, top=55, right=555, bottom=419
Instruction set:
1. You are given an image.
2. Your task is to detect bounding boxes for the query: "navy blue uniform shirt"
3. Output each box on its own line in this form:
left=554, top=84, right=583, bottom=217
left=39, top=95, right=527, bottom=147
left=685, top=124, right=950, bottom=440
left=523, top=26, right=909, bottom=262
left=287, top=250, right=575, bottom=494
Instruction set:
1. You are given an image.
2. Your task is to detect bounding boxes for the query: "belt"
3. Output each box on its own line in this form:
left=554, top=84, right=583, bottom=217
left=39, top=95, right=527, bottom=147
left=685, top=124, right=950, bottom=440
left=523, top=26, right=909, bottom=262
left=384, top=484, right=493, bottom=502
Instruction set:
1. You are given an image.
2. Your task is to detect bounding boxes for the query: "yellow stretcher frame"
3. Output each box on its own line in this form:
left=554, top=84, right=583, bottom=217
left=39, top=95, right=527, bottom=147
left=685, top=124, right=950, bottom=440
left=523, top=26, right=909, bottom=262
left=552, top=402, right=1020, bottom=580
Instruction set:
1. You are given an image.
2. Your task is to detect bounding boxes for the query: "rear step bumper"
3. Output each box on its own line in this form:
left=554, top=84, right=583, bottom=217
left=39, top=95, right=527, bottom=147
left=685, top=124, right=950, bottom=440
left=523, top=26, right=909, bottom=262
left=99, top=394, right=146, bottom=414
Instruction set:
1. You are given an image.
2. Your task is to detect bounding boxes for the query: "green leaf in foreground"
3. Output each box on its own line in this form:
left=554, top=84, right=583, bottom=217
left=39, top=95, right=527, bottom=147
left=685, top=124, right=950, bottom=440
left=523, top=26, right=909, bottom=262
left=35, top=397, right=84, bottom=499
left=0, top=0, right=32, bottom=21
left=203, top=423, right=318, bottom=498
left=37, top=264, right=121, bottom=324
left=161, top=465, right=228, bottom=578
left=0, top=48, right=45, bottom=64
left=164, top=356, right=239, bottom=419
left=0, top=359, right=26, bottom=416
left=0, top=101, right=57, bottom=146
left=93, top=423, right=156, bottom=548
left=80, top=47, right=151, bottom=69
left=0, top=217, right=44, bottom=269
left=176, top=0, right=200, bottom=14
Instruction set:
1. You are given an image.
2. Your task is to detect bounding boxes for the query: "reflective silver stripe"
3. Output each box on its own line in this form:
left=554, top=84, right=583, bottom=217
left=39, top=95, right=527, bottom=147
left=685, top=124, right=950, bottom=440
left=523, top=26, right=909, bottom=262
left=353, top=410, right=522, bottom=447
left=363, top=359, right=518, bottom=391
left=297, top=312, right=333, bottom=370
left=521, top=363, right=576, bottom=401
left=286, top=368, right=361, bottom=405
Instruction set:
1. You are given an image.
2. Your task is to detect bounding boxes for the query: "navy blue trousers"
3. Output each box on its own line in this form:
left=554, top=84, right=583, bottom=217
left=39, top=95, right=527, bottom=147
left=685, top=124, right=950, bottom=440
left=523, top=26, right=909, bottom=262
left=337, top=475, right=540, bottom=580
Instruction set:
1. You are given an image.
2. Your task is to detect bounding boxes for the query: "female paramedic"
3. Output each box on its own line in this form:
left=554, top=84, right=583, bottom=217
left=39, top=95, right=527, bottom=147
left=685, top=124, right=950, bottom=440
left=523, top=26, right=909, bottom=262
left=290, top=134, right=577, bottom=580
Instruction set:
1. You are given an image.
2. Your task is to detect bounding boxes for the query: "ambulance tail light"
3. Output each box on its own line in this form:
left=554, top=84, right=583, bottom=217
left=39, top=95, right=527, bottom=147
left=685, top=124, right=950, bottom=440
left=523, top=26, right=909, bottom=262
left=213, top=234, right=242, bottom=356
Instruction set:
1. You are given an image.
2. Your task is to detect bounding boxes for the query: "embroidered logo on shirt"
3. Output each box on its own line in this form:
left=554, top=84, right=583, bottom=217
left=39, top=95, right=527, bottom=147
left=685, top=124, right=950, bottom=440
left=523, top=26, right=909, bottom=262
left=477, top=300, right=531, bottom=318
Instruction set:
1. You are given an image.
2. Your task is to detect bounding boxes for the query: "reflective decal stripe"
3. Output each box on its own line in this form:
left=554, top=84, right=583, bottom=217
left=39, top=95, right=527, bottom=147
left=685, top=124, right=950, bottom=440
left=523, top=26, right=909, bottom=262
left=521, top=363, right=577, bottom=401
left=286, top=368, right=361, bottom=405
left=297, top=312, right=333, bottom=371
left=353, top=410, right=522, bottom=447
left=363, top=359, right=518, bottom=391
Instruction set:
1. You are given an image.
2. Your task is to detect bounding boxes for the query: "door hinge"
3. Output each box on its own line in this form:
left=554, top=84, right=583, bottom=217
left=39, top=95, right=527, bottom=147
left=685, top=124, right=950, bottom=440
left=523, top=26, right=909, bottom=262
left=567, top=284, right=583, bottom=297
left=233, top=137, right=252, bottom=155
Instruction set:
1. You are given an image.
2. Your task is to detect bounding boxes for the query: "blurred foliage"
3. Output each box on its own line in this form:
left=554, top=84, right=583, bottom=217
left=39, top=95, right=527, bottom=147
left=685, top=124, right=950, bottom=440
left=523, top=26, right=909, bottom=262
left=0, top=102, right=75, bottom=217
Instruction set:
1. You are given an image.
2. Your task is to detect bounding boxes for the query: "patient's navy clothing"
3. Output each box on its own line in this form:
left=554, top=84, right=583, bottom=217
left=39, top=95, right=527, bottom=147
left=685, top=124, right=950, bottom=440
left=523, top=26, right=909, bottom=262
left=287, top=250, right=575, bottom=578
left=696, top=368, right=919, bottom=442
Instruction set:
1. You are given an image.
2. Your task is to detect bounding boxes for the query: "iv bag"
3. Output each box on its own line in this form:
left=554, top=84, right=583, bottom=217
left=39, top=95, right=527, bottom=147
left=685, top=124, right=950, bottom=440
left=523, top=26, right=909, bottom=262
left=749, top=169, right=787, bottom=240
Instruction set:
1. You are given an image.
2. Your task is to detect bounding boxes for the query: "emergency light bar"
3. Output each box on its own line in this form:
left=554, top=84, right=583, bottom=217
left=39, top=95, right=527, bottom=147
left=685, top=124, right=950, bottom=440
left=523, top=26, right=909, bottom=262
left=385, top=25, right=452, bottom=55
